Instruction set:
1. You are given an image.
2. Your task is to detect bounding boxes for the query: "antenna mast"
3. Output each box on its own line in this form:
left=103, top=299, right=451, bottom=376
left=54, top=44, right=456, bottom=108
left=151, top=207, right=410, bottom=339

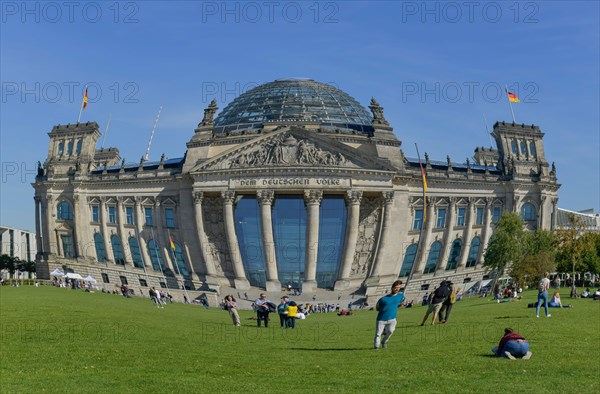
left=145, top=105, right=163, bottom=161
left=101, top=114, right=112, bottom=149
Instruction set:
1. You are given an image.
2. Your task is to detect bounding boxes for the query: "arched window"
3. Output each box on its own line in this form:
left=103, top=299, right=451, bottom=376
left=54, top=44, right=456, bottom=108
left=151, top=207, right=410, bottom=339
left=58, top=142, right=64, bottom=155
left=111, top=235, right=125, bottom=265
left=171, top=241, right=190, bottom=277
left=511, top=139, right=518, bottom=155
left=466, top=237, right=480, bottom=268
left=94, top=233, right=106, bottom=263
left=75, top=139, right=83, bottom=155
left=148, top=239, right=165, bottom=272
left=520, top=203, right=536, bottom=222
left=529, top=141, right=536, bottom=157
left=129, top=237, right=144, bottom=268
left=67, top=140, right=74, bottom=155
left=399, top=244, right=418, bottom=277
left=445, top=239, right=462, bottom=270
left=520, top=140, right=527, bottom=156
left=57, top=201, right=73, bottom=220
left=423, top=241, right=441, bottom=274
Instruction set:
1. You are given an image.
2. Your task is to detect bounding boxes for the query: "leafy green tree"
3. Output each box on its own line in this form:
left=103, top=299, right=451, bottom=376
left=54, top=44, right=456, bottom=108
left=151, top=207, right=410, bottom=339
left=0, top=254, right=19, bottom=279
left=555, top=213, right=597, bottom=297
left=580, top=232, right=600, bottom=275
left=484, top=212, right=526, bottom=291
left=510, top=230, right=557, bottom=288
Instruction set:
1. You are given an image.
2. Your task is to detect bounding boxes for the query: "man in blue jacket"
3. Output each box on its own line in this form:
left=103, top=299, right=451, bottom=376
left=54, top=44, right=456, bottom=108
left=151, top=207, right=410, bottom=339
left=374, top=280, right=405, bottom=350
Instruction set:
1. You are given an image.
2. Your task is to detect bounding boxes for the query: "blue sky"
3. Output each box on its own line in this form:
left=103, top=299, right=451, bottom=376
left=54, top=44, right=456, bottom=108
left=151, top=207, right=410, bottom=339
left=1, top=1, right=598, bottom=231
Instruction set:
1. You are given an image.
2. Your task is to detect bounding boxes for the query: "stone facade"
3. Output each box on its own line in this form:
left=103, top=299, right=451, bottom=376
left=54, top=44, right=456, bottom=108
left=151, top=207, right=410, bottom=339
left=32, top=80, right=560, bottom=300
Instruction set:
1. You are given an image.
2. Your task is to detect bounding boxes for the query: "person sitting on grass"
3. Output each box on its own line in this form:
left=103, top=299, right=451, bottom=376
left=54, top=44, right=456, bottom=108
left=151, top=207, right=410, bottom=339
left=492, top=328, right=532, bottom=360
left=549, top=292, right=572, bottom=308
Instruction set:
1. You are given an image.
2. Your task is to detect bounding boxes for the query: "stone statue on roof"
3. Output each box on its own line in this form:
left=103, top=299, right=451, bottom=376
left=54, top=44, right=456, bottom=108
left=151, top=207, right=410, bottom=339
left=199, top=99, right=218, bottom=127
left=369, top=98, right=390, bottom=126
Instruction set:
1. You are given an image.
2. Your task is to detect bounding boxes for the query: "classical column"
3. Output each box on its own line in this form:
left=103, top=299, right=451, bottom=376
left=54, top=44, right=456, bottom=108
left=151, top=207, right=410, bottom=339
left=334, top=190, right=363, bottom=290
left=116, top=197, right=132, bottom=266
left=457, top=198, right=474, bottom=269
left=134, top=197, right=152, bottom=268
left=302, top=190, right=323, bottom=293
left=100, top=197, right=114, bottom=262
left=222, top=191, right=250, bottom=290
left=413, top=197, right=435, bottom=275
left=369, top=191, right=395, bottom=280
left=436, top=197, right=456, bottom=273
left=72, top=194, right=82, bottom=258
left=193, top=192, right=218, bottom=283
left=45, top=195, right=58, bottom=256
left=257, top=189, right=280, bottom=292
left=550, top=197, right=559, bottom=230
left=154, top=199, right=175, bottom=272
left=477, top=198, right=493, bottom=267
left=34, top=196, right=43, bottom=258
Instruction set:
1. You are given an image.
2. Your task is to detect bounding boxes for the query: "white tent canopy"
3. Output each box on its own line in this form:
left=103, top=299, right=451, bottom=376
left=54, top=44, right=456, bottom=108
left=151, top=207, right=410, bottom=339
left=64, top=273, right=83, bottom=280
left=84, top=275, right=97, bottom=283
left=50, top=269, right=64, bottom=277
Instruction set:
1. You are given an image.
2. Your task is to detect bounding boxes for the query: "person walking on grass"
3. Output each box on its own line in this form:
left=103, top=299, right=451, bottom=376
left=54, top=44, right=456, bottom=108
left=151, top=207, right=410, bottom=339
left=420, top=280, right=451, bottom=326
left=278, top=296, right=290, bottom=328
left=373, top=280, right=405, bottom=350
left=224, top=295, right=241, bottom=326
left=255, top=293, right=272, bottom=328
left=536, top=272, right=551, bottom=318
left=438, top=281, right=456, bottom=324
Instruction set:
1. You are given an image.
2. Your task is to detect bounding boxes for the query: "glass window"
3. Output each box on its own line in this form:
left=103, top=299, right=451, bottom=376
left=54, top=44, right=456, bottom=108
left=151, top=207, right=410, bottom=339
left=457, top=207, right=466, bottom=226
left=129, top=237, right=144, bottom=268
left=476, top=207, right=484, bottom=225
left=234, top=195, right=266, bottom=288
left=272, top=195, right=306, bottom=289
left=145, top=208, right=153, bottom=226
left=91, top=206, right=99, bottom=223
left=493, top=207, right=501, bottom=223
left=108, top=207, right=116, bottom=224
left=119, top=276, right=128, bottom=285
left=94, top=233, right=106, bottom=262
left=521, top=203, right=536, bottom=221
left=511, top=139, right=518, bottom=154
left=126, top=207, right=134, bottom=225
left=57, top=201, right=73, bottom=221
left=75, top=139, right=83, bottom=155
left=316, top=196, right=347, bottom=289
left=466, top=237, right=481, bottom=268
left=148, top=239, right=165, bottom=272
left=446, top=239, right=462, bottom=270
left=436, top=208, right=446, bottom=228
left=165, top=208, right=175, bottom=228
left=67, top=140, right=73, bottom=155
left=101, top=273, right=109, bottom=283
left=58, top=142, right=64, bottom=155
left=423, top=241, right=441, bottom=274
left=171, top=241, right=190, bottom=277
left=520, top=140, right=527, bottom=156
left=399, top=244, right=418, bottom=277
left=61, top=234, right=74, bottom=259
left=529, top=141, right=536, bottom=157
left=111, top=235, right=125, bottom=265
left=413, top=209, right=423, bottom=230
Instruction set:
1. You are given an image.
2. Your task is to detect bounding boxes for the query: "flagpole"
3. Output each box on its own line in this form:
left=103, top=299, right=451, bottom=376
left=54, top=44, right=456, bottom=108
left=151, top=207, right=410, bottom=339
left=167, top=228, right=191, bottom=303
left=101, top=114, right=112, bottom=149
left=145, top=105, right=163, bottom=161
left=134, top=227, right=151, bottom=292
left=150, top=227, right=168, bottom=291
left=77, top=84, right=88, bottom=124
left=505, top=86, right=516, bottom=123
left=482, top=113, right=494, bottom=147
left=406, top=143, right=427, bottom=291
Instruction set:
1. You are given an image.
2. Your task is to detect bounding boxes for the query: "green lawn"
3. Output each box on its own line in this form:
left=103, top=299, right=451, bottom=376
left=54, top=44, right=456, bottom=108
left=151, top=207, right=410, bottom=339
left=1, top=286, right=599, bottom=393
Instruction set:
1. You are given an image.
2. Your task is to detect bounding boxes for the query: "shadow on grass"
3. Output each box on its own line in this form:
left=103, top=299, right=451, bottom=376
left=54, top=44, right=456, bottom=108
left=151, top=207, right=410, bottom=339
left=494, top=315, right=531, bottom=319
left=479, top=354, right=498, bottom=358
left=290, top=347, right=366, bottom=351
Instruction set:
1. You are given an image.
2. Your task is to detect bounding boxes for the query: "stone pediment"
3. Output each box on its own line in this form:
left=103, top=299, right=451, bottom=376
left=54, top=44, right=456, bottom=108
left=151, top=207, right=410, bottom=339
left=191, top=128, right=395, bottom=173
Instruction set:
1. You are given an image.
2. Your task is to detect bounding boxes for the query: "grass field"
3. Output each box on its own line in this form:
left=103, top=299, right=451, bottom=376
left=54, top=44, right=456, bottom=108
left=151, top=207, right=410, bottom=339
left=1, top=286, right=599, bottom=393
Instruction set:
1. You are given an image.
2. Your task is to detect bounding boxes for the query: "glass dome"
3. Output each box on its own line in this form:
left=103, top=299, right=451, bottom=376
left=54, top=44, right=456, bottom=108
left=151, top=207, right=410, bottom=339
left=213, top=79, right=374, bottom=134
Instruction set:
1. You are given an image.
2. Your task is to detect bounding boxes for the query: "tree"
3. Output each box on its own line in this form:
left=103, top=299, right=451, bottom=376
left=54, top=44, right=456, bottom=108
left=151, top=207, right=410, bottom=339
left=555, top=213, right=597, bottom=297
left=0, top=254, right=19, bottom=279
left=580, top=232, right=600, bottom=275
left=484, top=212, right=526, bottom=291
left=510, top=230, right=557, bottom=288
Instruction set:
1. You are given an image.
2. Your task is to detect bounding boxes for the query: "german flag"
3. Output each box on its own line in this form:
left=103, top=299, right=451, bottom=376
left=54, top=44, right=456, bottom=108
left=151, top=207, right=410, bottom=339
left=506, top=90, right=519, bottom=103
left=420, top=161, right=428, bottom=221
left=82, top=88, right=89, bottom=109
left=169, top=236, right=176, bottom=251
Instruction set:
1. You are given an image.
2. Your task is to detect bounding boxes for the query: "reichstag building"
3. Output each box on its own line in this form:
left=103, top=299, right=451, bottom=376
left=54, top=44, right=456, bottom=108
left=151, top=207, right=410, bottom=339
left=33, top=79, right=560, bottom=299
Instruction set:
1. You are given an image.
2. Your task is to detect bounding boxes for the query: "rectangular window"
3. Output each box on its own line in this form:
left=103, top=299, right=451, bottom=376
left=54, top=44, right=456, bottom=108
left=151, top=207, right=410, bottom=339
left=159, top=281, right=167, bottom=289
left=139, top=278, right=148, bottom=287
left=436, top=208, right=446, bottom=228
left=165, top=208, right=175, bottom=228
left=108, top=206, right=116, bottom=224
left=476, top=207, right=484, bottom=225
left=126, top=207, right=134, bottom=225
left=61, top=235, right=74, bottom=259
left=92, top=206, right=99, bottom=223
left=145, top=208, right=153, bottom=226
left=420, top=284, right=430, bottom=291
left=101, top=273, right=110, bottom=283
left=493, top=207, right=501, bottom=223
left=413, top=209, right=423, bottom=230
left=457, top=207, right=465, bottom=226
left=119, top=276, right=128, bottom=285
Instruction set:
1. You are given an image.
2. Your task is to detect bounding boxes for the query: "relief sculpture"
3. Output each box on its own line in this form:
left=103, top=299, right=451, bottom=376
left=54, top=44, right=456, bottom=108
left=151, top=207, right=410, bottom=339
left=349, top=196, right=382, bottom=278
left=202, top=196, right=232, bottom=276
